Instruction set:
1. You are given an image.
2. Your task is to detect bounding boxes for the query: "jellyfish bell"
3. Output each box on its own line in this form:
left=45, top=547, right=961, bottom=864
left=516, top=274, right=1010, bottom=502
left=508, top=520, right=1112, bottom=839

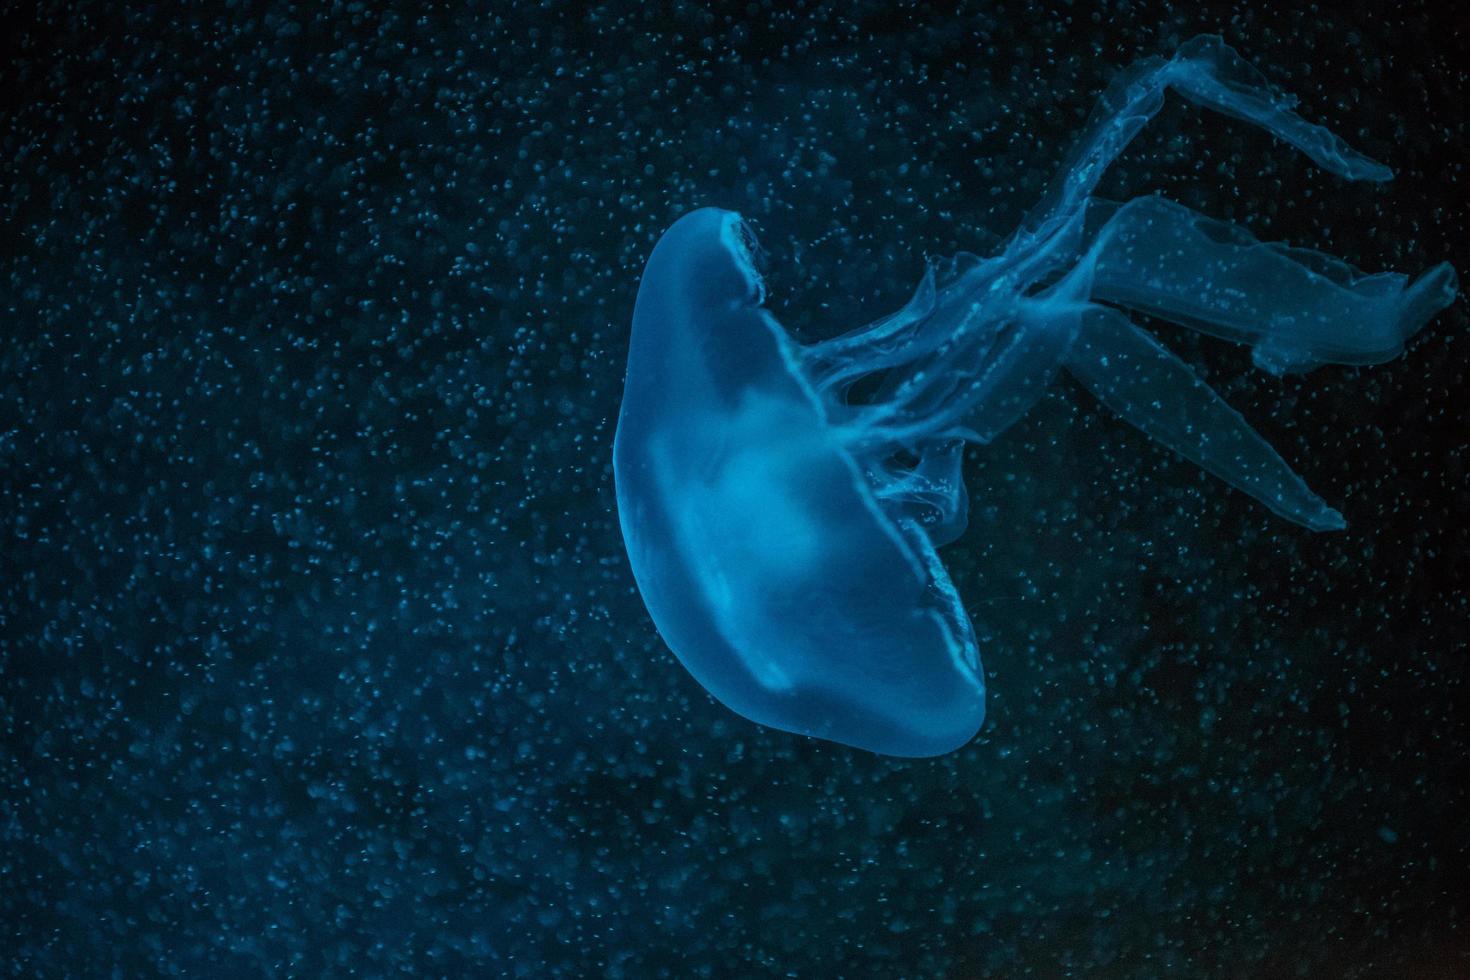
left=614, top=208, right=987, bottom=758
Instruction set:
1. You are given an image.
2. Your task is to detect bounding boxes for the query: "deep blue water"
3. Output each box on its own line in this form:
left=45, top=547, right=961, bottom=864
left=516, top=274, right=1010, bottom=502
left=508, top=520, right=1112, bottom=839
left=3, top=2, right=1466, bottom=976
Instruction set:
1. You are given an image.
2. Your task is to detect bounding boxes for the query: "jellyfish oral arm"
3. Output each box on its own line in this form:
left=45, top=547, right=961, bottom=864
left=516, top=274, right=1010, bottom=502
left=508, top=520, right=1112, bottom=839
left=1021, top=34, right=1392, bottom=243
left=865, top=440, right=971, bottom=548
left=1064, top=304, right=1347, bottom=531
left=1078, top=195, right=1460, bottom=374
left=795, top=34, right=1457, bottom=536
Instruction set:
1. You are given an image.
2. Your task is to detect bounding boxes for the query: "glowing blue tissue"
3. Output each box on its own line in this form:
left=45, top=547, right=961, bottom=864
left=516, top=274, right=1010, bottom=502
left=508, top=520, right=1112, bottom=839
left=613, top=36, right=1458, bottom=757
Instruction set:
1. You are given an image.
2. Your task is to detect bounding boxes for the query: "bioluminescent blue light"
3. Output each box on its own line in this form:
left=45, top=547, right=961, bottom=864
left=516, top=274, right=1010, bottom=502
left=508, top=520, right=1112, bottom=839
left=613, top=36, right=1459, bottom=757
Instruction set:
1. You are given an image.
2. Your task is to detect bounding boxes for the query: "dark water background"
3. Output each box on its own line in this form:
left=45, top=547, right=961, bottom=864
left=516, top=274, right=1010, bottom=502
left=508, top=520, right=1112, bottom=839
left=3, top=0, right=1466, bottom=976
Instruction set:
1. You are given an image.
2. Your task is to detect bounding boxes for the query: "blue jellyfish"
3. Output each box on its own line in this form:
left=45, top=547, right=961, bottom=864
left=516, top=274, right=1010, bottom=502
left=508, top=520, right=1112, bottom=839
left=613, top=36, right=1458, bottom=757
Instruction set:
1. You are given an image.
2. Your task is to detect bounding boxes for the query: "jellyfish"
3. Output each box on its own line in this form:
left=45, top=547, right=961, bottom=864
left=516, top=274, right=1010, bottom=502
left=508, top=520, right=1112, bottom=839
left=613, top=36, right=1458, bottom=757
